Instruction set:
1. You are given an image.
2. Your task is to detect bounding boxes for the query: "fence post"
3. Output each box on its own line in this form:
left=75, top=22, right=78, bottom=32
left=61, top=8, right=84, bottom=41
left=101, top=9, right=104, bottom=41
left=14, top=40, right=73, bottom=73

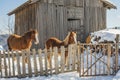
left=72, top=44, right=76, bottom=71
left=32, top=49, right=38, bottom=76
left=107, top=44, right=111, bottom=75
left=27, top=50, right=32, bottom=77
left=3, top=51, right=8, bottom=78
left=11, top=51, right=15, bottom=77
left=44, top=49, right=48, bottom=76
left=53, top=47, right=59, bottom=74
left=77, top=42, right=81, bottom=77
left=49, top=47, right=52, bottom=75
left=68, top=44, right=72, bottom=70
left=22, top=51, right=26, bottom=77
left=60, top=46, right=65, bottom=73
left=38, top=49, right=43, bottom=76
left=115, top=34, right=119, bottom=72
left=8, top=51, right=11, bottom=77
left=16, top=51, right=21, bottom=78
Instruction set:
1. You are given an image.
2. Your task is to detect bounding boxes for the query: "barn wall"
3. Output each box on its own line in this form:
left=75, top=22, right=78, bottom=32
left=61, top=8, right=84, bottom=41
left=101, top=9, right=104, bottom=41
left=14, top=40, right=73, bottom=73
left=36, top=2, right=68, bottom=48
left=84, top=0, right=106, bottom=37
left=14, top=3, right=37, bottom=35
left=14, top=0, right=107, bottom=48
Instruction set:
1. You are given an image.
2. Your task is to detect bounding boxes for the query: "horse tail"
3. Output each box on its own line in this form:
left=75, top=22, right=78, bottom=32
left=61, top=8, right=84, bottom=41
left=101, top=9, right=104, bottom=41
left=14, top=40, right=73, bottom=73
left=7, top=37, right=12, bottom=51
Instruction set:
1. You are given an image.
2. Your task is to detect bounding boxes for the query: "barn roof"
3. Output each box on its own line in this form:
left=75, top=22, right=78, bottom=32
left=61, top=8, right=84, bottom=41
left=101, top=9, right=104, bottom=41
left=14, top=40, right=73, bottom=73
left=101, top=0, right=117, bottom=9
left=8, top=0, right=117, bottom=16
left=8, top=0, right=37, bottom=16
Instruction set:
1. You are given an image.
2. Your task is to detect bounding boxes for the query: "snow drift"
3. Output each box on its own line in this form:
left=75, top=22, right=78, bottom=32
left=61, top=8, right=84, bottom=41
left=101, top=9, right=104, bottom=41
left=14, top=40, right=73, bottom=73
left=90, top=29, right=120, bottom=44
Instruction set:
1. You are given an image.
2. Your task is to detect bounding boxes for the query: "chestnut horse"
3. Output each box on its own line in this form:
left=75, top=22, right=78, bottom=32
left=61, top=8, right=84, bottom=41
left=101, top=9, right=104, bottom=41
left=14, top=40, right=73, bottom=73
left=7, top=29, right=39, bottom=51
left=45, top=32, right=77, bottom=66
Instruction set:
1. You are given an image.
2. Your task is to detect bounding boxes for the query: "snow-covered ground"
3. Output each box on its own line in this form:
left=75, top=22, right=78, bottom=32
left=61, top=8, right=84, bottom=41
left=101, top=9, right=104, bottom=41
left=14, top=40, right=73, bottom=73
left=113, top=70, right=120, bottom=80
left=0, top=71, right=114, bottom=80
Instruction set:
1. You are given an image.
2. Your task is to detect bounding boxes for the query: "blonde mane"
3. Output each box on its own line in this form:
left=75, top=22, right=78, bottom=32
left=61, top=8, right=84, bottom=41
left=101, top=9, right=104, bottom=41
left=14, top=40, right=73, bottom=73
left=63, top=32, right=70, bottom=45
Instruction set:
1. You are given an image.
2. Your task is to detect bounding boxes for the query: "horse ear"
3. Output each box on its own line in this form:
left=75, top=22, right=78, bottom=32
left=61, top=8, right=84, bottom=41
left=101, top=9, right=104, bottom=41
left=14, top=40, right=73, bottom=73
left=74, top=31, right=77, bottom=34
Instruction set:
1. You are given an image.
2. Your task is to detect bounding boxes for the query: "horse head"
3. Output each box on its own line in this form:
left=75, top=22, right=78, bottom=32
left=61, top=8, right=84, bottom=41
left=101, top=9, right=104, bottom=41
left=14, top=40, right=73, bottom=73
left=68, top=31, right=77, bottom=44
left=24, top=29, right=39, bottom=44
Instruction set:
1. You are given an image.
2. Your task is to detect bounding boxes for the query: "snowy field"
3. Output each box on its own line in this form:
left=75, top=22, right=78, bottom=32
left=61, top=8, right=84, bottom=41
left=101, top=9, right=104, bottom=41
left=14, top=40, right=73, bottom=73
left=1, top=29, right=120, bottom=80
left=0, top=71, right=114, bottom=80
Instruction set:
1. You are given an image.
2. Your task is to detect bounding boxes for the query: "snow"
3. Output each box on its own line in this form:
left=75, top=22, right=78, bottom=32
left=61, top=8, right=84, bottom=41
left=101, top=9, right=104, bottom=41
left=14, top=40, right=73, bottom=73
left=0, top=71, right=114, bottom=80
left=0, top=34, right=9, bottom=50
left=91, top=29, right=120, bottom=43
left=0, top=45, right=4, bottom=51
left=113, top=70, right=120, bottom=80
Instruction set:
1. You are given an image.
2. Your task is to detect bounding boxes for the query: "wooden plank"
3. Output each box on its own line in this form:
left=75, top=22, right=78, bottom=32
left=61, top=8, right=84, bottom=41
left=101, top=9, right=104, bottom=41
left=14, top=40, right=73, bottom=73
left=32, top=49, right=38, bottom=76
left=115, top=34, right=119, bottom=72
left=81, top=45, right=84, bottom=76
left=22, top=51, right=26, bottom=77
left=27, top=51, right=32, bottom=77
left=95, top=45, right=97, bottom=75
left=90, top=46, right=92, bottom=75
left=38, top=49, right=43, bottom=75
left=86, top=45, right=89, bottom=75
left=103, top=45, right=106, bottom=74
left=54, top=47, right=59, bottom=74
left=11, top=51, right=15, bottom=77
left=67, top=45, right=71, bottom=70
left=44, top=49, right=48, bottom=76
left=16, top=52, right=21, bottom=78
left=3, top=51, right=8, bottom=78
left=77, top=42, right=81, bottom=77
left=60, top=46, right=65, bottom=73
left=72, top=44, right=76, bottom=71
left=107, top=44, right=111, bottom=75
left=49, top=47, right=52, bottom=75
left=8, top=51, right=11, bottom=77
left=99, top=45, right=101, bottom=74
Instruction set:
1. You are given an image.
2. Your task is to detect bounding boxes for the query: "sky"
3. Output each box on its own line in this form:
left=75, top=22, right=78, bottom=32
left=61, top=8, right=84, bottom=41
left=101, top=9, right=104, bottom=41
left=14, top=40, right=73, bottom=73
left=107, top=0, right=120, bottom=28
left=0, top=0, right=120, bottom=34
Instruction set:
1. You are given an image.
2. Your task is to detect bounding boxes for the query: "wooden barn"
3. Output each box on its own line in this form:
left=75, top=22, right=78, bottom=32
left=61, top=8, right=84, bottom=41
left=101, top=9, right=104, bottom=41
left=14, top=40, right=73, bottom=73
left=8, top=0, right=116, bottom=48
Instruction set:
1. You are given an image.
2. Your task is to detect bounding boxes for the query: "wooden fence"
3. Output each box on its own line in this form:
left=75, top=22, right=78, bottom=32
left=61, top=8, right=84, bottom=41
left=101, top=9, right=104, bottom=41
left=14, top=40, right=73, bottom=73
left=77, top=43, right=119, bottom=77
left=0, top=43, right=119, bottom=78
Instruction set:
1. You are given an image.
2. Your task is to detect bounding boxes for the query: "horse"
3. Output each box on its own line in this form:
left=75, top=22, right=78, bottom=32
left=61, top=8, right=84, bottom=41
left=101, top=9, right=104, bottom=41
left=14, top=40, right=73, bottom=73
left=7, top=29, right=39, bottom=51
left=45, top=31, right=77, bottom=66
left=7, top=29, right=39, bottom=63
left=85, top=35, right=91, bottom=44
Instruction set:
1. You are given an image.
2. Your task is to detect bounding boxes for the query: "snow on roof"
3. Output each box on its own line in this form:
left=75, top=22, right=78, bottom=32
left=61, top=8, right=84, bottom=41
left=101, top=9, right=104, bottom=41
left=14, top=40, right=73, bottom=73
left=94, top=29, right=120, bottom=35
left=101, top=0, right=117, bottom=9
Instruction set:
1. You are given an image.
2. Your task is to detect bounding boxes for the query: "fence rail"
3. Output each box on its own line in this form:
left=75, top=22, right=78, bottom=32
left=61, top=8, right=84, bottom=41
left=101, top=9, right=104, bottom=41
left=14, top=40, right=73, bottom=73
left=0, top=43, right=119, bottom=78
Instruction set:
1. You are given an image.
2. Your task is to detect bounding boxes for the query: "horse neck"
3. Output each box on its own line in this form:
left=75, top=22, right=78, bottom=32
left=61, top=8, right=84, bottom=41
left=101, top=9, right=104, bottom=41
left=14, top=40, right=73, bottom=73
left=22, top=35, right=32, bottom=43
left=63, top=33, right=70, bottom=45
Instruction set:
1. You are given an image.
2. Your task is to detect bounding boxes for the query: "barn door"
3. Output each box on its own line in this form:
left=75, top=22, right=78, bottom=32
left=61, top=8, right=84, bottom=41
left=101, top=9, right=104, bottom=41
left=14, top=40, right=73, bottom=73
left=68, top=19, right=85, bottom=42
left=67, top=6, right=84, bottom=42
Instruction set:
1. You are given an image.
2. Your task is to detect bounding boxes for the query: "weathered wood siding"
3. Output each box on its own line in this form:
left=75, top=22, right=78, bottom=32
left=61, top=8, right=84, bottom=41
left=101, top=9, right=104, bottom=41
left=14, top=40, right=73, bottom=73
left=15, top=3, right=37, bottom=35
left=14, top=0, right=107, bottom=48
left=84, top=0, right=106, bottom=36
